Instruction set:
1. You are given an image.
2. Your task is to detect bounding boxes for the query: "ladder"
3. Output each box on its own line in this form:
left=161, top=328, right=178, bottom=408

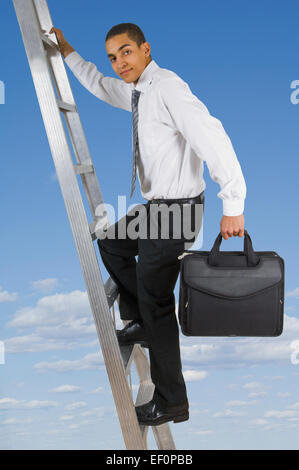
left=12, top=0, right=176, bottom=450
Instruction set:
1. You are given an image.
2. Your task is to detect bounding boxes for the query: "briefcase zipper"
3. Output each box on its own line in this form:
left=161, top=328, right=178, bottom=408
left=183, top=280, right=283, bottom=300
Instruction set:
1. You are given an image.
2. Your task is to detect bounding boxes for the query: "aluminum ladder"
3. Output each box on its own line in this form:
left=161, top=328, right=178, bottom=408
left=12, top=0, right=176, bottom=450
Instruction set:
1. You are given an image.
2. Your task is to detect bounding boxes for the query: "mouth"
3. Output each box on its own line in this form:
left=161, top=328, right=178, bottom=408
left=121, top=69, right=132, bottom=75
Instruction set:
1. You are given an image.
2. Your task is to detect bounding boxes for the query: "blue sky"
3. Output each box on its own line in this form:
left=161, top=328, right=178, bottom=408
left=0, top=0, right=299, bottom=450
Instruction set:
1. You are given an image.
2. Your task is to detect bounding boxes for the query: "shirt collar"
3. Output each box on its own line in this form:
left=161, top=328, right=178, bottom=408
left=129, top=59, right=159, bottom=93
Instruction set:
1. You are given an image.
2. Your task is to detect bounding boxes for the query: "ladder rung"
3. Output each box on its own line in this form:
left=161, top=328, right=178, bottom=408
left=40, top=32, right=59, bottom=50
left=139, top=423, right=149, bottom=438
left=104, top=278, right=119, bottom=308
left=74, top=163, right=94, bottom=175
left=90, top=231, right=97, bottom=242
left=57, top=99, right=77, bottom=112
left=119, top=343, right=135, bottom=374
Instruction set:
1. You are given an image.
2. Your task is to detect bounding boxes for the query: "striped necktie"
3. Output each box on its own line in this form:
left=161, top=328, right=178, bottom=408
left=130, top=89, right=141, bottom=198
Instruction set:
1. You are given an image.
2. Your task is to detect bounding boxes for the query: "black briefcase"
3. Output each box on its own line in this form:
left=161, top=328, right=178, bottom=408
left=178, top=230, right=285, bottom=337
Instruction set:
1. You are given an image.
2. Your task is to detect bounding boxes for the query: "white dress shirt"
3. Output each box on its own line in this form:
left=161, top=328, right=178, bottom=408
left=64, top=52, right=246, bottom=216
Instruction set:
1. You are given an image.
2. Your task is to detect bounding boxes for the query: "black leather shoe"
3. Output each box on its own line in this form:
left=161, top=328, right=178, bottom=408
left=135, top=398, right=189, bottom=426
left=116, top=320, right=149, bottom=349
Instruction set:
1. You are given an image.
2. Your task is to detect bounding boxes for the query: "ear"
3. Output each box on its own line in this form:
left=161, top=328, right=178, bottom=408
left=143, top=41, right=151, bottom=56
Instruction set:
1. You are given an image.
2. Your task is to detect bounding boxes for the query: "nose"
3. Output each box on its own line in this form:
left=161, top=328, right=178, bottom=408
left=118, top=60, right=129, bottom=72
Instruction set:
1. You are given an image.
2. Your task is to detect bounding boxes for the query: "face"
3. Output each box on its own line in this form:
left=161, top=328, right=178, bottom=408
left=106, top=33, right=152, bottom=86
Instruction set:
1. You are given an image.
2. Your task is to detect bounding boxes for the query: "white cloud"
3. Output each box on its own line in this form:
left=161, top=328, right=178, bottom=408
left=65, top=402, right=87, bottom=411
left=13, top=431, right=32, bottom=437
left=31, top=279, right=58, bottom=294
left=69, top=424, right=79, bottom=429
left=7, top=290, right=90, bottom=329
left=91, top=387, right=104, bottom=394
left=4, top=289, right=299, bottom=374
left=179, top=314, right=299, bottom=367
left=47, top=429, right=63, bottom=435
left=250, top=419, right=269, bottom=426
left=49, top=172, right=58, bottom=183
left=286, top=287, right=299, bottom=298
left=4, top=333, right=99, bottom=354
left=0, top=398, right=59, bottom=410
left=243, top=382, right=267, bottom=398
left=51, top=385, right=81, bottom=393
left=1, top=418, right=33, bottom=425
left=4, top=334, right=79, bottom=353
left=181, top=343, right=221, bottom=362
left=36, top=321, right=97, bottom=339
left=264, top=410, right=296, bottom=419
left=287, top=402, right=299, bottom=409
left=248, top=391, right=267, bottom=398
left=226, top=400, right=257, bottom=407
left=79, top=406, right=114, bottom=418
left=4, top=290, right=98, bottom=353
left=33, top=352, right=104, bottom=373
left=0, top=287, right=18, bottom=303
left=59, top=415, right=74, bottom=421
left=213, top=409, right=247, bottom=418
left=183, top=370, right=208, bottom=382
left=226, top=384, right=239, bottom=390
left=264, top=410, right=297, bottom=419
left=195, top=430, right=213, bottom=435
left=243, top=382, right=263, bottom=390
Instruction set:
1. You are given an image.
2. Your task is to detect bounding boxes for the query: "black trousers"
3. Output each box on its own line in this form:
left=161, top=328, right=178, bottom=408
left=97, top=192, right=204, bottom=406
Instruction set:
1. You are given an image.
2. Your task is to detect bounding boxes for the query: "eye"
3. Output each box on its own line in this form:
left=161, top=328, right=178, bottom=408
left=111, top=50, right=131, bottom=63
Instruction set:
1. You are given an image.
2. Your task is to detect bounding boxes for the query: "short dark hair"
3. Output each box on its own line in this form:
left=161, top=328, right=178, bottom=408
left=105, top=23, right=152, bottom=59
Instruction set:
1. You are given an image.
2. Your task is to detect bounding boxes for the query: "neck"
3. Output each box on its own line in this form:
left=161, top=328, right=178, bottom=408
left=134, top=58, right=152, bottom=87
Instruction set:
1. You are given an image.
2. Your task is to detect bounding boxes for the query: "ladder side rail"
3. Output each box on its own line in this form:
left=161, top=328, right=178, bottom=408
left=45, top=38, right=105, bottom=219
left=49, top=53, right=109, bottom=234
left=35, top=0, right=108, bottom=228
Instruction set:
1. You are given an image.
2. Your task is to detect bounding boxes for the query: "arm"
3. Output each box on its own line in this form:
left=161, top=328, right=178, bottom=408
left=49, top=27, right=131, bottom=112
left=58, top=41, right=74, bottom=58
left=158, top=77, right=246, bottom=219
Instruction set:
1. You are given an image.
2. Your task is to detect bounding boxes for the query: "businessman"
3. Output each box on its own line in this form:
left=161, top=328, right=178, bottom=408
left=50, top=23, right=246, bottom=426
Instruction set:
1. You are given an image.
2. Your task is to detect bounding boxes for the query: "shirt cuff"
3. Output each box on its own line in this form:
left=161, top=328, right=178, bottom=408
left=222, top=199, right=244, bottom=216
left=64, top=51, right=82, bottom=68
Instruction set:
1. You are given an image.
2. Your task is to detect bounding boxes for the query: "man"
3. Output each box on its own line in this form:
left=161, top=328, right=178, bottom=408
left=49, top=23, right=246, bottom=426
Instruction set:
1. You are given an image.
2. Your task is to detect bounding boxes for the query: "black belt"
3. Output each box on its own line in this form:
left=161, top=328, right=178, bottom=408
left=147, top=190, right=204, bottom=206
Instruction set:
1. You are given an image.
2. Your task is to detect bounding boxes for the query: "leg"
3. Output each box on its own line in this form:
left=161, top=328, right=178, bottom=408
left=136, top=201, right=204, bottom=406
left=97, top=205, right=145, bottom=321
left=136, top=239, right=188, bottom=405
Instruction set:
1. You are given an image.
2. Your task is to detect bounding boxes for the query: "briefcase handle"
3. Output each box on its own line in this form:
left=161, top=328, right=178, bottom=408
left=208, top=230, right=260, bottom=267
